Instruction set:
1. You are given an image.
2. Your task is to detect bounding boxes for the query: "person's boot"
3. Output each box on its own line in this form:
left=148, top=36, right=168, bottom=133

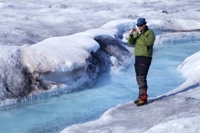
left=134, top=77, right=141, bottom=104
left=136, top=96, right=148, bottom=106
left=134, top=87, right=147, bottom=105
left=134, top=97, right=141, bottom=104
left=136, top=88, right=148, bottom=106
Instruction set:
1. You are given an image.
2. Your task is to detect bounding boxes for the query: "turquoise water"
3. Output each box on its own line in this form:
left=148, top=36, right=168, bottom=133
left=0, top=41, right=200, bottom=133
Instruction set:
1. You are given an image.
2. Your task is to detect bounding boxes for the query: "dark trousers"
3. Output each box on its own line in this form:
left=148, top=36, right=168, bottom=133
left=134, top=56, right=152, bottom=99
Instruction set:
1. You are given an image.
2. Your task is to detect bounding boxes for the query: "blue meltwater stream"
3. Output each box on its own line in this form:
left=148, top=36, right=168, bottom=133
left=0, top=41, right=200, bottom=133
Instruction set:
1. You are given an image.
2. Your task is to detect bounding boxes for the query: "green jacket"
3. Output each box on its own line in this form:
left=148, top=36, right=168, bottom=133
left=128, top=26, right=155, bottom=57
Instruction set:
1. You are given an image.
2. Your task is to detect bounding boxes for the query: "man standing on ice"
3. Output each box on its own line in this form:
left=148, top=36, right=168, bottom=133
left=128, top=18, right=155, bottom=106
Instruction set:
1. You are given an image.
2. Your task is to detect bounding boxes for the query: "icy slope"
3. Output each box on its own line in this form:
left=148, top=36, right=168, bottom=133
left=60, top=91, right=200, bottom=133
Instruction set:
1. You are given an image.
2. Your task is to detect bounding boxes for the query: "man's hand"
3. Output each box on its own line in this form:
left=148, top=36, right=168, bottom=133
left=129, top=28, right=136, bottom=35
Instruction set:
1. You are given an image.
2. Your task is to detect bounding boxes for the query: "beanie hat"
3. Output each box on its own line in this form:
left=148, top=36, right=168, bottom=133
left=137, top=18, right=147, bottom=25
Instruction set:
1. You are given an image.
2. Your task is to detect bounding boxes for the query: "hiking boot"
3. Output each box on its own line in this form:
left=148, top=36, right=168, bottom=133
left=134, top=97, right=141, bottom=104
left=136, top=99, right=148, bottom=106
